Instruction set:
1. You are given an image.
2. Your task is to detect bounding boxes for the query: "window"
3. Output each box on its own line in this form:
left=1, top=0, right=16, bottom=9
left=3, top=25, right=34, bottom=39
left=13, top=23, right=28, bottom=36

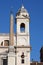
left=20, top=23, right=25, bottom=32
left=4, top=40, right=9, bottom=46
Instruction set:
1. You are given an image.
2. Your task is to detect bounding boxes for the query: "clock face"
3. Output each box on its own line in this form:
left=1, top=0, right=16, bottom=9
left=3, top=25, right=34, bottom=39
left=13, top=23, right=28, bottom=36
left=18, top=38, right=26, bottom=46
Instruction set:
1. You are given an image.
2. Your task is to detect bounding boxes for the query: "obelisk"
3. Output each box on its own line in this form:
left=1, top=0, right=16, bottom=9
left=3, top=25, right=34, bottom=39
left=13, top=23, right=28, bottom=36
left=9, top=11, right=14, bottom=46
left=9, top=11, right=14, bottom=52
left=8, top=11, right=15, bottom=65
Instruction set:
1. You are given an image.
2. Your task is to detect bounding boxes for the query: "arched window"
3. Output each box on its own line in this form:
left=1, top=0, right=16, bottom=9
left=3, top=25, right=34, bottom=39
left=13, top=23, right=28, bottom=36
left=20, top=23, right=25, bottom=32
left=4, top=40, right=9, bottom=46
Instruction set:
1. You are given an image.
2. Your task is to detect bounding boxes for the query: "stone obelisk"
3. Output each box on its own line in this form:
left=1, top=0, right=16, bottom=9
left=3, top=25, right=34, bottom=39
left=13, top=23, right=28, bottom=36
left=8, top=11, right=15, bottom=65
left=9, top=11, right=14, bottom=52
left=9, top=11, right=14, bottom=46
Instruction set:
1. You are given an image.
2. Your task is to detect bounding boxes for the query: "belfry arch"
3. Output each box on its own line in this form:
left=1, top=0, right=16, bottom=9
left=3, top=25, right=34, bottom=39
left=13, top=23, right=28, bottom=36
left=20, top=23, right=25, bottom=32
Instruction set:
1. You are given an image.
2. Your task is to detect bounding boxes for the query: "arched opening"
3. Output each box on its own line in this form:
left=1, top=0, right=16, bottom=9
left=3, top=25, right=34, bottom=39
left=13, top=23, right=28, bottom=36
left=20, top=23, right=25, bottom=32
left=4, top=40, right=9, bottom=46
left=1, top=40, right=9, bottom=46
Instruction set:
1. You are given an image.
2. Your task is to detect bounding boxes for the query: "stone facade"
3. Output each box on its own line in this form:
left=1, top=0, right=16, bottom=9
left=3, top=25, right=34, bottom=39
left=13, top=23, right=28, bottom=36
left=0, top=5, right=31, bottom=65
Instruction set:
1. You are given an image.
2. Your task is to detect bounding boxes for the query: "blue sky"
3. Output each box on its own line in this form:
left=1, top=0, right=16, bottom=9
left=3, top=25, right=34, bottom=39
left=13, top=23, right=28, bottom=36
left=0, top=0, right=43, bottom=62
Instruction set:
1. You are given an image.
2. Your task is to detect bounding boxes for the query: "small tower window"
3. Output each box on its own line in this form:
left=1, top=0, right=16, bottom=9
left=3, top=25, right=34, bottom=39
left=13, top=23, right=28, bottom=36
left=20, top=23, right=25, bottom=32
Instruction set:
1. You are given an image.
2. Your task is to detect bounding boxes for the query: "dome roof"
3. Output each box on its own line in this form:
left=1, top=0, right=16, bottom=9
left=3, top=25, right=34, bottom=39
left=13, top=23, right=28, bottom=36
left=16, top=5, right=29, bottom=18
left=18, top=5, right=27, bottom=13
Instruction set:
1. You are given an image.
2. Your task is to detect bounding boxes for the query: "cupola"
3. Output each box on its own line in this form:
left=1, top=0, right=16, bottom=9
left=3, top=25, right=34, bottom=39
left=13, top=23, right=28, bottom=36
left=16, top=5, right=30, bottom=19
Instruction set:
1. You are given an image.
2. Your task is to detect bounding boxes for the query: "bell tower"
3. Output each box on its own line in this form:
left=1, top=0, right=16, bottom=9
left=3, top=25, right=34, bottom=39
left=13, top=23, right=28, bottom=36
left=16, top=5, right=31, bottom=65
left=16, top=5, right=30, bottom=46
